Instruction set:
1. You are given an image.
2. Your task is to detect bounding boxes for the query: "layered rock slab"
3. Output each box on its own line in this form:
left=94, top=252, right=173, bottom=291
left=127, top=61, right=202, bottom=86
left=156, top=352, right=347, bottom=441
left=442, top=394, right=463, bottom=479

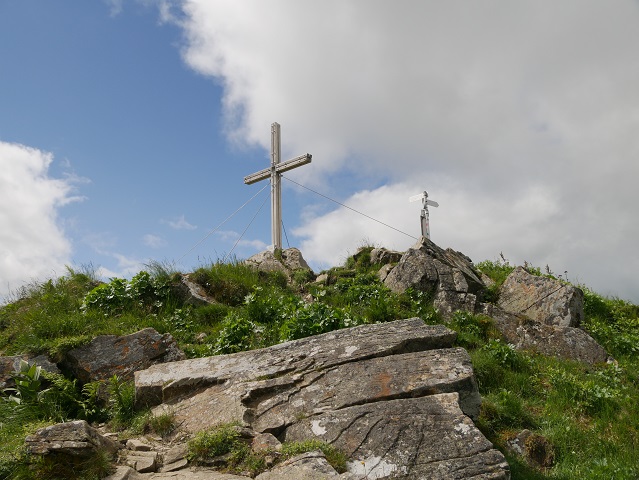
left=284, top=394, right=509, bottom=480
left=135, top=318, right=509, bottom=479
left=135, top=318, right=456, bottom=408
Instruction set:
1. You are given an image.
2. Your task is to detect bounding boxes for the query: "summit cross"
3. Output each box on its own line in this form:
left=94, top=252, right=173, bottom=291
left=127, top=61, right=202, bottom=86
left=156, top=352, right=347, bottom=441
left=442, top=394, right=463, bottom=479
left=244, top=122, right=312, bottom=253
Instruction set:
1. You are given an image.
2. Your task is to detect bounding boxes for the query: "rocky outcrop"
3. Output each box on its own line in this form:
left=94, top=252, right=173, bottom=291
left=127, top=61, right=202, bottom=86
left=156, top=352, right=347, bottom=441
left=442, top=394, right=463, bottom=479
left=245, top=247, right=313, bottom=278
left=497, top=267, right=584, bottom=327
left=62, top=328, right=185, bottom=384
left=381, top=239, right=607, bottom=364
left=135, top=318, right=509, bottom=479
left=383, top=238, right=485, bottom=319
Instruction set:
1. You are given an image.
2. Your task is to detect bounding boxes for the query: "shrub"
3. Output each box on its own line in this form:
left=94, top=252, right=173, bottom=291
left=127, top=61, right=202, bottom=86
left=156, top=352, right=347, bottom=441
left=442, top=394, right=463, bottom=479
left=280, top=302, right=346, bottom=341
left=450, top=311, right=498, bottom=348
left=481, top=339, right=530, bottom=372
left=214, top=312, right=257, bottom=354
left=187, top=423, right=243, bottom=464
left=82, top=271, right=175, bottom=317
left=475, top=258, right=515, bottom=287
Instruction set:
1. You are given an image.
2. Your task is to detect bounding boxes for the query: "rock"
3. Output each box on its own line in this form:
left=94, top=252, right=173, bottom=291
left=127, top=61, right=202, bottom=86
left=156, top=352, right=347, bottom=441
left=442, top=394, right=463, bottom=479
left=134, top=318, right=509, bottom=478
left=433, top=290, right=479, bottom=319
left=251, top=433, right=281, bottom=452
left=105, top=465, right=144, bottom=480
left=383, top=238, right=485, bottom=319
left=245, top=247, right=313, bottom=278
left=147, top=470, right=251, bottom=479
left=488, top=306, right=609, bottom=364
left=284, top=394, right=509, bottom=480
left=161, top=458, right=189, bottom=473
left=164, top=444, right=189, bottom=465
left=247, top=347, right=481, bottom=434
left=376, top=264, right=394, bottom=282
left=497, top=267, right=584, bottom=327
left=383, top=246, right=439, bottom=295
left=255, top=451, right=345, bottom=479
left=0, top=354, right=60, bottom=389
left=25, top=420, right=120, bottom=457
left=126, top=450, right=158, bottom=473
left=506, top=429, right=555, bottom=470
left=369, top=248, right=402, bottom=265
left=127, top=439, right=152, bottom=451
left=136, top=318, right=457, bottom=409
left=177, top=274, right=217, bottom=305
left=62, top=328, right=185, bottom=384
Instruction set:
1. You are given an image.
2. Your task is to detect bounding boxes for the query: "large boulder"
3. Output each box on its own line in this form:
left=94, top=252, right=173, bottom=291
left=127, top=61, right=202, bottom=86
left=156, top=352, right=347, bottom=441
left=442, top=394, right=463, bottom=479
left=62, top=328, right=185, bottom=384
left=497, top=267, right=584, bottom=328
left=383, top=238, right=485, bottom=318
left=484, top=305, right=609, bottom=364
left=135, top=318, right=509, bottom=479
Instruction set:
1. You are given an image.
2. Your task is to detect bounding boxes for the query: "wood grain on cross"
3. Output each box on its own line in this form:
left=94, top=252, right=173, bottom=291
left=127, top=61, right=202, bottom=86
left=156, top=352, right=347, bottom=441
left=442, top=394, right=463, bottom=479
left=244, top=122, right=312, bottom=252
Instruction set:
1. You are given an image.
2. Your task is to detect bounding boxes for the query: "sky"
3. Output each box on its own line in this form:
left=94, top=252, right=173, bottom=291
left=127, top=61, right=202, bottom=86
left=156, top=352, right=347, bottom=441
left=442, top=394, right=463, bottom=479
left=1, top=1, right=638, bottom=303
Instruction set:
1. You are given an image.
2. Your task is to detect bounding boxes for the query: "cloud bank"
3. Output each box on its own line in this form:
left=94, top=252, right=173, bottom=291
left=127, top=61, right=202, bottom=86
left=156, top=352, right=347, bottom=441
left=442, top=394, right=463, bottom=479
left=166, top=0, right=639, bottom=301
left=0, top=142, right=78, bottom=300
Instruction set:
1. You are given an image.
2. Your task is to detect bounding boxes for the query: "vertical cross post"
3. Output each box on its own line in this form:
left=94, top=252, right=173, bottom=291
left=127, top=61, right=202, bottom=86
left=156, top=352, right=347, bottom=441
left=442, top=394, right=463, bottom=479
left=271, top=123, right=282, bottom=251
left=244, top=122, right=312, bottom=253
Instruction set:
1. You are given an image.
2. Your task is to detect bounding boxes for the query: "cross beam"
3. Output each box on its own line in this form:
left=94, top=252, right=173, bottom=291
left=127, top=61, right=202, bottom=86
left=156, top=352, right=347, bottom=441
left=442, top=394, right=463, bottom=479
left=244, top=122, right=312, bottom=252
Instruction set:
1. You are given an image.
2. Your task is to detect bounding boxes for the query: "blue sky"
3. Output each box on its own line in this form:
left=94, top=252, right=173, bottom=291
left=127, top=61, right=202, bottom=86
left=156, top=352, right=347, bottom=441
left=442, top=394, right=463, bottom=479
left=2, top=1, right=639, bottom=303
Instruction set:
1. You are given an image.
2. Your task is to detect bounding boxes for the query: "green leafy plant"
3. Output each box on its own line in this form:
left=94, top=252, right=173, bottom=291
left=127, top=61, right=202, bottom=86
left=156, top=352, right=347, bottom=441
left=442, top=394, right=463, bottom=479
left=214, top=312, right=257, bottom=354
left=107, top=375, right=137, bottom=429
left=481, top=339, right=530, bottom=372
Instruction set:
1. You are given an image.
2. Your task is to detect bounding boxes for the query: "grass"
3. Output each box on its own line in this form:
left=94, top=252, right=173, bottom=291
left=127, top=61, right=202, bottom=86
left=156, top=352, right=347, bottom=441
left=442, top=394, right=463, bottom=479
left=187, top=423, right=347, bottom=476
left=1, top=253, right=638, bottom=479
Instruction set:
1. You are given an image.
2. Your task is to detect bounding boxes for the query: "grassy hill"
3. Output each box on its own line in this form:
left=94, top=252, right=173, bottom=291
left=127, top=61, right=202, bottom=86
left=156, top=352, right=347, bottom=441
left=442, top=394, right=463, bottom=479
left=1, top=252, right=638, bottom=479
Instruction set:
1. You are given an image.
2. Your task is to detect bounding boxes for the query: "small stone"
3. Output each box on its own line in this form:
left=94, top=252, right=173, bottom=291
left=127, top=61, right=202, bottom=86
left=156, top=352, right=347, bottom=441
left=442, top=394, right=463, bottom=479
left=252, top=433, right=281, bottom=453
left=164, top=443, right=188, bottom=464
left=126, top=439, right=151, bottom=451
left=126, top=451, right=158, bottom=473
left=160, top=458, right=188, bottom=472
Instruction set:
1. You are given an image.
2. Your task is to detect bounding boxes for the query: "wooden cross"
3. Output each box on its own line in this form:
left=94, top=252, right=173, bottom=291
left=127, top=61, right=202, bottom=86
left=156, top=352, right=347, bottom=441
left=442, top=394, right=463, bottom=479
left=244, top=122, right=312, bottom=252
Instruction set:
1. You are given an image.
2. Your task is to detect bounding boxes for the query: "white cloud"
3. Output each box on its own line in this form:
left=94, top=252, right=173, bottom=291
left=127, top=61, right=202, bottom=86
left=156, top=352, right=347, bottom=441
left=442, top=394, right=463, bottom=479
left=162, top=214, right=197, bottom=230
left=0, top=141, right=80, bottom=300
left=166, top=0, right=639, bottom=301
left=104, top=0, right=123, bottom=17
left=143, top=233, right=167, bottom=249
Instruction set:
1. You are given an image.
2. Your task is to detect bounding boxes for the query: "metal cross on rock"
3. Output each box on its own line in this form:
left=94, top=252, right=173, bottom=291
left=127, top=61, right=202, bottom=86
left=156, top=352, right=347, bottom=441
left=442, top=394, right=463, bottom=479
left=244, top=122, right=312, bottom=253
